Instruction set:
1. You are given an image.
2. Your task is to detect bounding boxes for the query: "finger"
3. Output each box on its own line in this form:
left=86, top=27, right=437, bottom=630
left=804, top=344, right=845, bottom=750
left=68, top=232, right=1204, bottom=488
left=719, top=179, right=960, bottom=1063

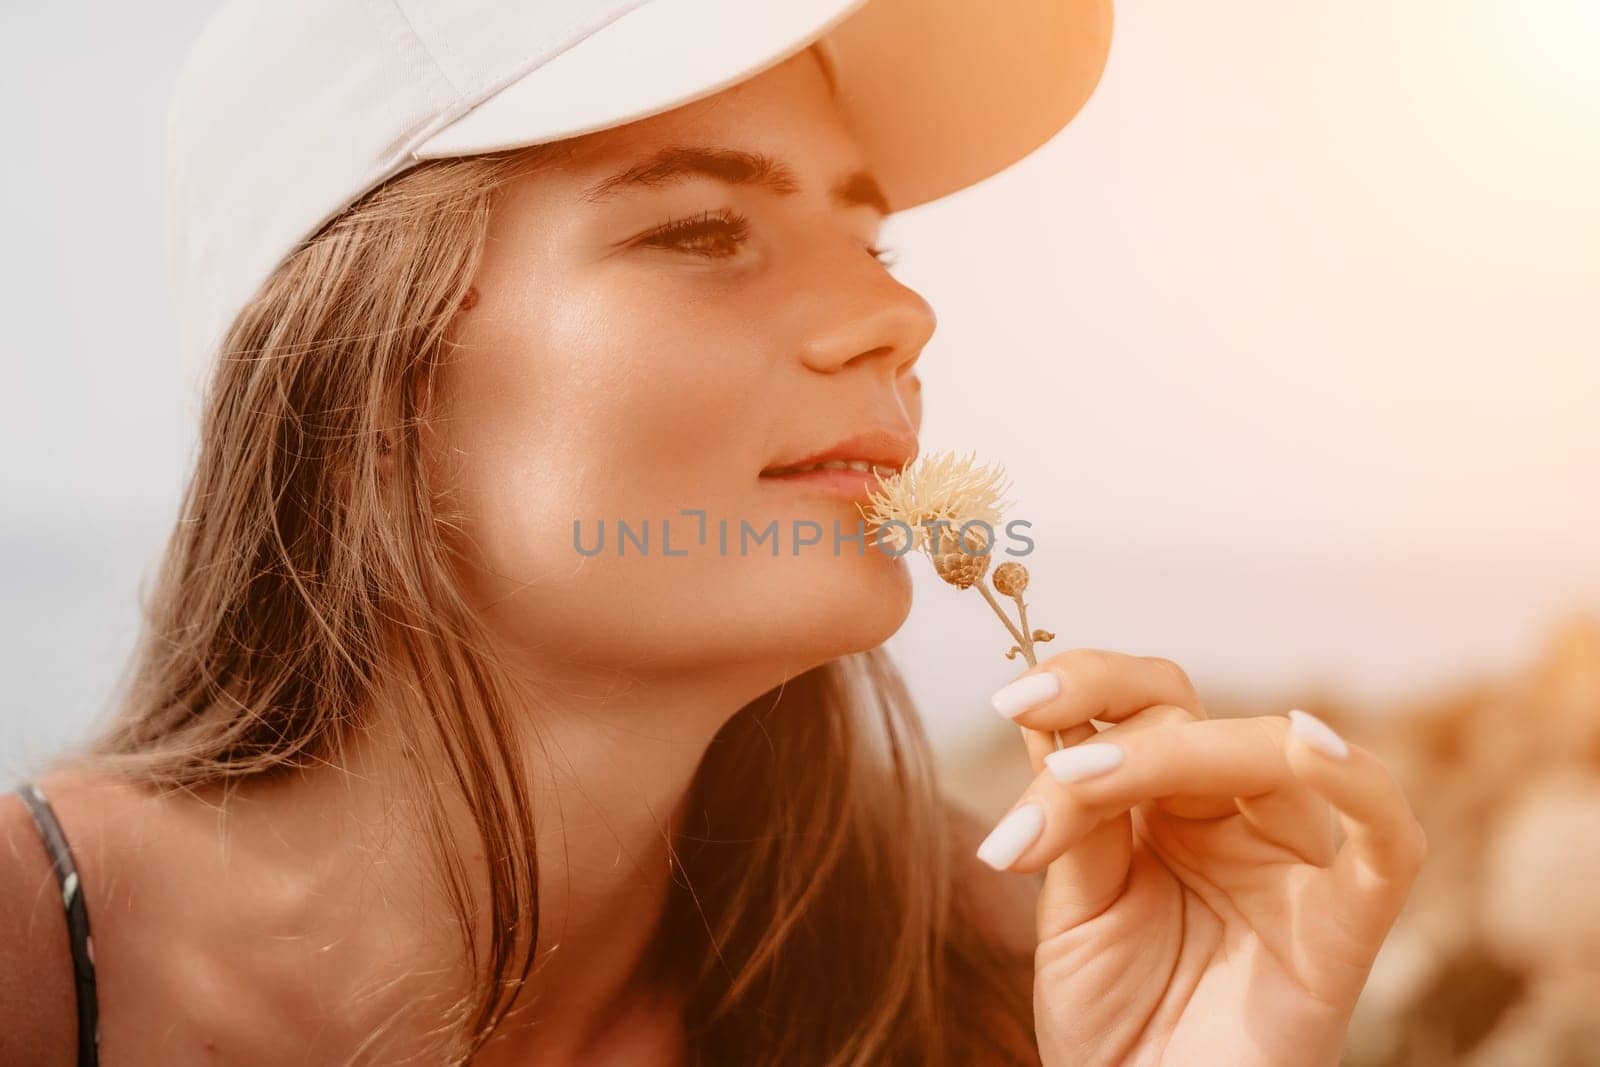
left=1282, top=710, right=1428, bottom=930
left=1000, top=717, right=1312, bottom=879
left=1034, top=706, right=1238, bottom=938
left=989, top=648, right=1209, bottom=737
left=1095, top=703, right=1243, bottom=820
left=1035, top=716, right=1292, bottom=843
left=1083, top=712, right=1339, bottom=863
left=1064, top=710, right=1335, bottom=846
left=1235, top=771, right=1342, bottom=868
left=988, top=719, right=1161, bottom=932
left=1017, top=700, right=1226, bottom=809
left=979, top=706, right=1233, bottom=937
left=1019, top=720, right=1095, bottom=778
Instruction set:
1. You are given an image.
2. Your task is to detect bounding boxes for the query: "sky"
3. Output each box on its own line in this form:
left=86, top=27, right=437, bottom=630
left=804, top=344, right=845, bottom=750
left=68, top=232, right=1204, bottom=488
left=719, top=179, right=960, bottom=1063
left=2, top=0, right=1596, bottom=772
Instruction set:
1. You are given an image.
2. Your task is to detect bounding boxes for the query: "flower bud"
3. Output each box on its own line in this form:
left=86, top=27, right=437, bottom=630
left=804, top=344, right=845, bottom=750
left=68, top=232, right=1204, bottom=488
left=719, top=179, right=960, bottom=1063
left=992, top=562, right=1030, bottom=597
left=933, top=549, right=990, bottom=590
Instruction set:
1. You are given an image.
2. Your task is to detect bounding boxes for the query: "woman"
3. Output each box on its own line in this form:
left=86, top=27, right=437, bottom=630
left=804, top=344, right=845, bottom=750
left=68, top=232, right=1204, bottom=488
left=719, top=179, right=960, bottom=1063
left=2, top=1, right=1426, bottom=1063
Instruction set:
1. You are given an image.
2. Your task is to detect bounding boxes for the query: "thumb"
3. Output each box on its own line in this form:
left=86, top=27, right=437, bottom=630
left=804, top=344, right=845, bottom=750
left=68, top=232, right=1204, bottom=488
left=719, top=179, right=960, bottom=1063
left=1020, top=722, right=1136, bottom=939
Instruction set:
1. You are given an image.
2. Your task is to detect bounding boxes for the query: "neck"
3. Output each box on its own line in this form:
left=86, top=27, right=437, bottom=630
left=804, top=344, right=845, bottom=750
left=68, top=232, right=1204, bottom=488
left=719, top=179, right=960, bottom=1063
left=269, top=645, right=794, bottom=1062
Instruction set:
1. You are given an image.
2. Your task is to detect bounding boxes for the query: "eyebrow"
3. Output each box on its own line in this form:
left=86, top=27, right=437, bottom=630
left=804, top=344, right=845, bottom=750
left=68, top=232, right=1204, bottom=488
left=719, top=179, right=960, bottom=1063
left=579, top=145, right=891, bottom=216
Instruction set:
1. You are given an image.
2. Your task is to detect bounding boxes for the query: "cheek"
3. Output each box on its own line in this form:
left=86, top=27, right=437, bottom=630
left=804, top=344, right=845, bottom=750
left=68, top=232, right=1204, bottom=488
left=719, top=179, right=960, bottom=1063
left=428, top=280, right=783, bottom=645
left=457, top=269, right=733, bottom=433
left=423, top=263, right=914, bottom=674
left=459, top=283, right=765, bottom=507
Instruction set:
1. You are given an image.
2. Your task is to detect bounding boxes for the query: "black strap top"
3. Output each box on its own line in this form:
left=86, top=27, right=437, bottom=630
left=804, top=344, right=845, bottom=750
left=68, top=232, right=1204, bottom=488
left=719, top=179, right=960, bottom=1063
left=15, top=781, right=100, bottom=1066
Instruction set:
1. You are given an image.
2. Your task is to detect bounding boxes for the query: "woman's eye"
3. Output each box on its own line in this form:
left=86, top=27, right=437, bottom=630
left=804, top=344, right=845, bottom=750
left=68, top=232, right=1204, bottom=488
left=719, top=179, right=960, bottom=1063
left=639, top=209, right=751, bottom=259
left=636, top=210, right=900, bottom=269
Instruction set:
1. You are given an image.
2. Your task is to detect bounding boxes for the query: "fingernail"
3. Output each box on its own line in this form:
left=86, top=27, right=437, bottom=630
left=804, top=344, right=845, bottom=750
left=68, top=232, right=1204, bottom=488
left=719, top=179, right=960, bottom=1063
left=975, top=803, right=1045, bottom=871
left=1045, top=742, right=1124, bottom=783
left=1288, top=709, right=1349, bottom=760
left=990, top=671, right=1060, bottom=720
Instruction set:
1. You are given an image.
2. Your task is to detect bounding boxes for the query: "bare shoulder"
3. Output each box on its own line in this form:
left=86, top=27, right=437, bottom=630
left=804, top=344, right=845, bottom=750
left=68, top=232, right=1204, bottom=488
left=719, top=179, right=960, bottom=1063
left=0, top=779, right=78, bottom=1066
left=944, top=799, right=1039, bottom=958
left=0, top=766, right=362, bottom=1065
left=1, top=766, right=198, bottom=1063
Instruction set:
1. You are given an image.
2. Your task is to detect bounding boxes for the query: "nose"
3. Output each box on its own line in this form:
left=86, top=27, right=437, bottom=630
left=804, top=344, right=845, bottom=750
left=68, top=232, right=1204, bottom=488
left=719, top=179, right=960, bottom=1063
left=796, top=257, right=938, bottom=377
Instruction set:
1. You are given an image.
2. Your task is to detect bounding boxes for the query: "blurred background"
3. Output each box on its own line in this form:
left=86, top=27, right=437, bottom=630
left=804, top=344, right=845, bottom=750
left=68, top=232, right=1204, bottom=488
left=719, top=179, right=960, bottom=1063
left=2, top=2, right=1596, bottom=1062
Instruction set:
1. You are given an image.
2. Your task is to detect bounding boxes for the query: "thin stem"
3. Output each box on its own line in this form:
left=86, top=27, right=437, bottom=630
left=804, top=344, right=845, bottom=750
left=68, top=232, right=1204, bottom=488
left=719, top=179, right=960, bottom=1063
left=976, top=580, right=1027, bottom=649
left=975, top=579, right=1065, bottom=752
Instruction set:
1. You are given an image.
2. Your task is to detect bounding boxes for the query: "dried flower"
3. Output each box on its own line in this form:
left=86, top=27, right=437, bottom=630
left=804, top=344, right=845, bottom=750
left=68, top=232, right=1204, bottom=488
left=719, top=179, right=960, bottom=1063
left=868, top=450, right=1066, bottom=752
left=934, top=545, right=991, bottom=589
left=860, top=450, right=1012, bottom=557
left=992, top=562, right=1030, bottom=597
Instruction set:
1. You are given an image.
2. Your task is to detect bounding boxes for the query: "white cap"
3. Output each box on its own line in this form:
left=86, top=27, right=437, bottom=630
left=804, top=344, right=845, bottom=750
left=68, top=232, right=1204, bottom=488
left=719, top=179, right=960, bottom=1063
left=166, top=0, right=1113, bottom=380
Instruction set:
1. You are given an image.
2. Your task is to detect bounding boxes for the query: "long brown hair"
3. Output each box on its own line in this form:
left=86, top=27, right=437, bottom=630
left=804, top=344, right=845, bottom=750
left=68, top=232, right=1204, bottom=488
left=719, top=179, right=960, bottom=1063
left=73, top=147, right=1036, bottom=1064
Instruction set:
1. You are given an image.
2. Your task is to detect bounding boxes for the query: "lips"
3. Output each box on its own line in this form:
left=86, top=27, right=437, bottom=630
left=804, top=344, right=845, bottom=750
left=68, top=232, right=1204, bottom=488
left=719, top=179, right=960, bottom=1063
left=764, top=457, right=901, bottom=478
left=760, top=428, right=918, bottom=479
left=757, top=464, right=900, bottom=505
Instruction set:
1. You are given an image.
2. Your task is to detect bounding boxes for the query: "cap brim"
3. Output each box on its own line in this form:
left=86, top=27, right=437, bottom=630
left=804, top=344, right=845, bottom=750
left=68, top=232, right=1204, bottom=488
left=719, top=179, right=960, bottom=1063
left=414, top=0, right=1112, bottom=214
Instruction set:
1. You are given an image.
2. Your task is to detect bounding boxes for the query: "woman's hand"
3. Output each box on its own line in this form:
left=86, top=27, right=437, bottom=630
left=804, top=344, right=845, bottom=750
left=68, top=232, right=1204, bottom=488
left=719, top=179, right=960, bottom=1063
left=976, top=649, right=1427, bottom=1067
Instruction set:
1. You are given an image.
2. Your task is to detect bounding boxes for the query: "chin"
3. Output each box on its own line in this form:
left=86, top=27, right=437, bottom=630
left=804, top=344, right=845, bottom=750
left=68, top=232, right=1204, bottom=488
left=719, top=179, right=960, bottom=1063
left=770, top=549, right=915, bottom=664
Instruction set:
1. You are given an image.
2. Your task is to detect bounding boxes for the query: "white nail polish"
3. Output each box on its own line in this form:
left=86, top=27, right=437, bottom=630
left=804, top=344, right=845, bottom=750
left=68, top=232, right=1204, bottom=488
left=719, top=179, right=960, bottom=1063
left=990, top=672, right=1060, bottom=720
left=975, top=803, right=1045, bottom=871
left=1045, top=742, right=1124, bottom=783
left=1288, top=708, right=1349, bottom=759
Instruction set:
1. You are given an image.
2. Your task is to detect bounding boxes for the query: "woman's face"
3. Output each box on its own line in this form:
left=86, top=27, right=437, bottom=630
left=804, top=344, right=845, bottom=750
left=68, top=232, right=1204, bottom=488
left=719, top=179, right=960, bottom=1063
left=430, top=48, right=935, bottom=685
